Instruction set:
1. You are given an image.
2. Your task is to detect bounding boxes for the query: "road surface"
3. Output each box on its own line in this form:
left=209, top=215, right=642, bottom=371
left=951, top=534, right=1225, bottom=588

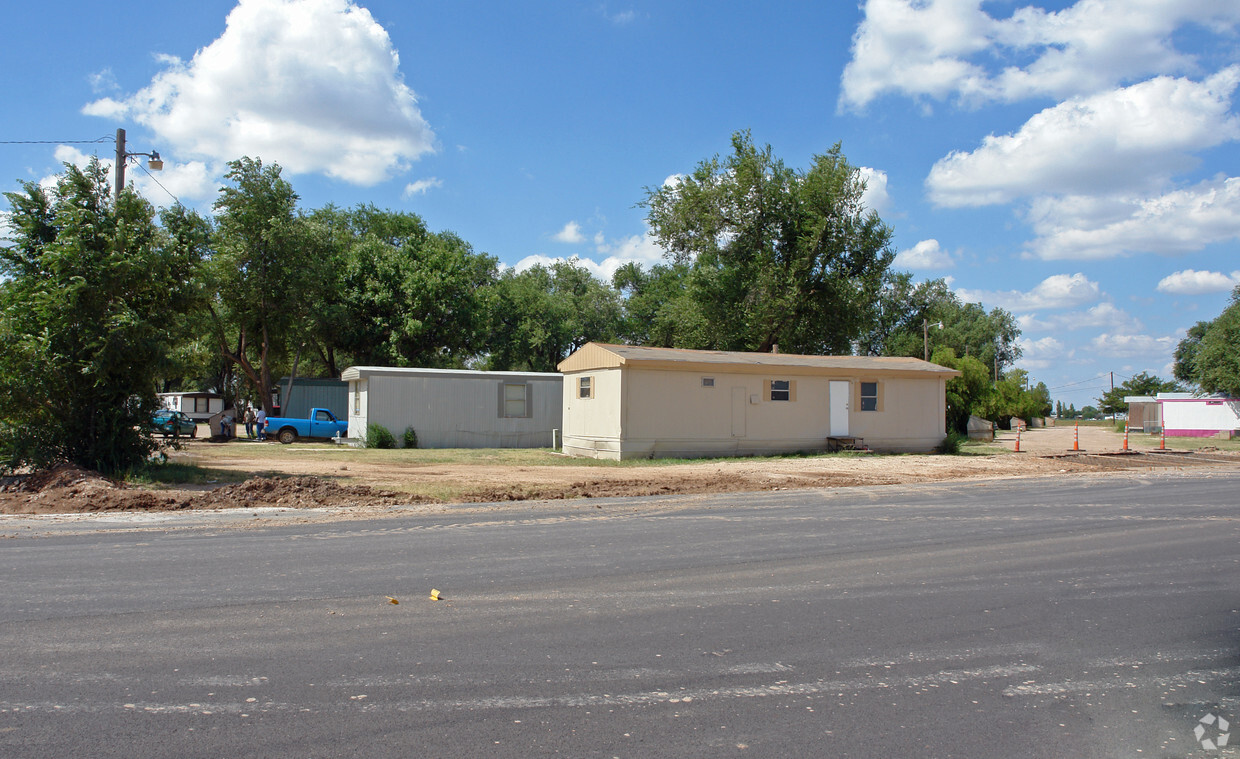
left=2, top=471, right=1239, bottom=757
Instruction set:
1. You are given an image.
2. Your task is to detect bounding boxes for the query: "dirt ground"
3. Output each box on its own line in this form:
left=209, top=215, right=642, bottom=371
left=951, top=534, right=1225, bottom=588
left=1, top=425, right=1236, bottom=516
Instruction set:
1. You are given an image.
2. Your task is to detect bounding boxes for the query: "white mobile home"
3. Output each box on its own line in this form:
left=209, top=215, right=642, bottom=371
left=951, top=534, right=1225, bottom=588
left=1156, top=393, right=1240, bottom=437
left=558, top=343, right=960, bottom=460
left=158, top=392, right=224, bottom=423
left=341, top=366, right=563, bottom=448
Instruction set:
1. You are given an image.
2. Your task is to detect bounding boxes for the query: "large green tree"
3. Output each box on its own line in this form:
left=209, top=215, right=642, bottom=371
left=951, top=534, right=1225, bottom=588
left=860, top=274, right=1021, bottom=371
left=1096, top=371, right=1183, bottom=416
left=208, top=158, right=315, bottom=413
left=0, top=160, right=199, bottom=473
left=487, top=260, right=622, bottom=371
left=310, top=205, right=498, bottom=370
left=1173, top=288, right=1240, bottom=396
left=641, top=131, right=895, bottom=354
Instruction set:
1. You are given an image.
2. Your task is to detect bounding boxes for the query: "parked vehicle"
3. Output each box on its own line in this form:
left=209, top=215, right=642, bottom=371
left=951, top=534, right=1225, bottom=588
left=266, top=408, right=348, bottom=444
left=152, top=409, right=197, bottom=438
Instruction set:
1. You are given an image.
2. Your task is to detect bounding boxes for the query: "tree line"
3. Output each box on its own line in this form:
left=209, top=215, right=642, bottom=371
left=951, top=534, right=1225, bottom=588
left=2, top=132, right=1049, bottom=474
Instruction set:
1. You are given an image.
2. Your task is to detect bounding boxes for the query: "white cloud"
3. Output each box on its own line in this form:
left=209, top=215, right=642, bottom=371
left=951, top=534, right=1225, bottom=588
left=402, top=177, right=442, bottom=198
left=552, top=221, right=586, bottom=244
left=840, top=0, right=1240, bottom=109
left=1025, top=176, right=1240, bottom=260
left=957, top=272, right=1101, bottom=311
left=857, top=167, right=891, bottom=213
left=83, top=0, right=434, bottom=186
left=1016, top=335, right=1066, bottom=369
left=1088, top=332, right=1180, bottom=360
left=1018, top=302, right=1141, bottom=333
left=1157, top=268, right=1240, bottom=295
left=893, top=239, right=954, bottom=270
left=927, top=69, right=1240, bottom=207
left=513, top=229, right=666, bottom=281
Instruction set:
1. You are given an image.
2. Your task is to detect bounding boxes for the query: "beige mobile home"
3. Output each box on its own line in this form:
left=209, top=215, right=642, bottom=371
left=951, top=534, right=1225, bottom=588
left=558, top=343, right=960, bottom=460
left=341, top=366, right=562, bottom=448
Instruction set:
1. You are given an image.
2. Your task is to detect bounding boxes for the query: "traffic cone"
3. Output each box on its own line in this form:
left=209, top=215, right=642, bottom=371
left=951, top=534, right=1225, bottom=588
left=1123, top=426, right=1129, bottom=452
left=1015, top=426, right=1021, bottom=453
left=1072, top=423, right=1080, bottom=452
left=1160, top=429, right=1166, bottom=450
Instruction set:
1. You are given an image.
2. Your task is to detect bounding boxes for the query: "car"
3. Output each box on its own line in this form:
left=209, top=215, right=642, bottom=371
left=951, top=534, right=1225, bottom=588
left=152, top=409, right=197, bottom=438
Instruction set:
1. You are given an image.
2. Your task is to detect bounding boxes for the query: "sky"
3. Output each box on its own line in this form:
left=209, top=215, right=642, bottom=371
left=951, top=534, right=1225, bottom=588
left=2, top=0, right=1239, bottom=408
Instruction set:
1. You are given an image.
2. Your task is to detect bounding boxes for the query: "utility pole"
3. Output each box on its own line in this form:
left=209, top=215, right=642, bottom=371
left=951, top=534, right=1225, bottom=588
left=113, top=127, right=163, bottom=201
left=114, top=128, right=126, bottom=201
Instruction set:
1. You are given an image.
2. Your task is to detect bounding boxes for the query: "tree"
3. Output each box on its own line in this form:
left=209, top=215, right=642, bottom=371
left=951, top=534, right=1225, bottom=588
left=208, top=158, right=314, bottom=413
left=0, top=159, right=199, bottom=473
left=1096, top=372, right=1182, bottom=416
left=931, top=347, right=993, bottom=433
left=859, top=274, right=1021, bottom=371
left=611, top=261, right=703, bottom=347
left=316, top=205, right=498, bottom=369
left=1173, top=288, right=1240, bottom=396
left=486, top=260, right=622, bottom=372
left=641, top=131, right=895, bottom=354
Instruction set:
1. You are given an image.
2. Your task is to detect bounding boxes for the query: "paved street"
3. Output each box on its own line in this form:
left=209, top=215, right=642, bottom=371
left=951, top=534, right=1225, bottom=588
left=2, top=471, right=1239, bottom=757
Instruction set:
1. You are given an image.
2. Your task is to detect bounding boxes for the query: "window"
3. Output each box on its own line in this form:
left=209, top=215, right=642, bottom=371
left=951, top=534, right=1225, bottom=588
left=502, top=383, right=529, bottom=418
left=770, top=380, right=791, bottom=401
left=702, top=377, right=715, bottom=388
left=354, top=384, right=361, bottom=414
left=860, top=382, right=879, bottom=411
left=315, top=409, right=332, bottom=422
left=578, top=376, right=593, bottom=399
left=193, top=396, right=211, bottom=413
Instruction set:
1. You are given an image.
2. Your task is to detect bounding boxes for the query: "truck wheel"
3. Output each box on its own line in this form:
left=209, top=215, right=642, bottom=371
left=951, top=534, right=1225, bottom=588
left=277, top=428, right=298, bottom=445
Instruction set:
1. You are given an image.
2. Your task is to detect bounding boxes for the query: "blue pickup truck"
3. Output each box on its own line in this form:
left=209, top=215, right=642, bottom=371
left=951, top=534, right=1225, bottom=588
left=267, top=408, right=349, bottom=444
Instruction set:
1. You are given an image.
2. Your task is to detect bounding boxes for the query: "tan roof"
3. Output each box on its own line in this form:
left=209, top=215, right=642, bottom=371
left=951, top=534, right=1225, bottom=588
left=558, top=343, right=960, bottom=377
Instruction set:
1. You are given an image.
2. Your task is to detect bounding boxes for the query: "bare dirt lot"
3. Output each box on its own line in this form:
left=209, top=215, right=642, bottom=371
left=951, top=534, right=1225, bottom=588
left=2, top=425, right=1236, bottom=517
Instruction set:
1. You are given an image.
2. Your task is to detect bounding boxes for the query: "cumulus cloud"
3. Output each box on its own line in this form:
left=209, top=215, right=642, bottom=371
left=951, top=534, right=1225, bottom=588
left=840, top=0, right=1240, bottom=109
left=857, top=167, right=891, bottom=213
left=513, top=229, right=666, bottom=281
left=1024, top=176, right=1240, bottom=260
left=1017, top=302, right=1141, bottom=334
left=927, top=69, right=1240, bottom=207
left=402, top=177, right=442, bottom=198
left=893, top=239, right=954, bottom=270
left=1088, top=332, right=1180, bottom=360
left=83, top=0, right=434, bottom=186
left=957, top=272, right=1101, bottom=312
left=553, top=221, right=586, bottom=244
left=1157, top=268, right=1240, bottom=295
left=1016, top=335, right=1066, bottom=369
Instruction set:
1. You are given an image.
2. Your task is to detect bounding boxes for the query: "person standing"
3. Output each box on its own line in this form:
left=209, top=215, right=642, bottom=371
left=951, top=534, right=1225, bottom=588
left=244, top=406, right=256, bottom=439
left=255, top=407, right=267, bottom=442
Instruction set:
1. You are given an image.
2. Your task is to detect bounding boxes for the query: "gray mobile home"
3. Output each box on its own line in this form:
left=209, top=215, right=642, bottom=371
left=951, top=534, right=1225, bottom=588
left=341, top=366, right=563, bottom=448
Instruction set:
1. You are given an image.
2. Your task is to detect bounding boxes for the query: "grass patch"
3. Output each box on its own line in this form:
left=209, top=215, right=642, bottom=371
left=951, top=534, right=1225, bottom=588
left=126, top=461, right=248, bottom=487
left=1137, top=434, right=1240, bottom=452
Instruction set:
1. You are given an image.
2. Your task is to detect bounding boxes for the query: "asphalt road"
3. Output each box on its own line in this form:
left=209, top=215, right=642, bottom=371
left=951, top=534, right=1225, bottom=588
left=2, top=471, right=1239, bottom=758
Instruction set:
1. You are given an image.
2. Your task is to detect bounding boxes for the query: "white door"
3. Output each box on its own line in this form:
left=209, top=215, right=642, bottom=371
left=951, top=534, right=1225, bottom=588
left=829, top=381, right=850, bottom=437
left=731, top=387, right=747, bottom=437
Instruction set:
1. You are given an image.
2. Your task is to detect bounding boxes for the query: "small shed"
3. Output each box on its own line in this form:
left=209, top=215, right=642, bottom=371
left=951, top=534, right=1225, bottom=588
left=341, top=366, right=563, bottom=448
left=158, top=391, right=224, bottom=422
left=276, top=376, right=348, bottom=420
left=558, top=343, right=960, bottom=460
left=1123, top=395, right=1160, bottom=432
left=1156, top=393, right=1240, bottom=437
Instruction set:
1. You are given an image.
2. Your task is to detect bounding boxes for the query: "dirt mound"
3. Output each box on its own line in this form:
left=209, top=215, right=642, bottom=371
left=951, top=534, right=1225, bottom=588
left=0, top=467, right=423, bottom=514
left=189, top=476, right=431, bottom=510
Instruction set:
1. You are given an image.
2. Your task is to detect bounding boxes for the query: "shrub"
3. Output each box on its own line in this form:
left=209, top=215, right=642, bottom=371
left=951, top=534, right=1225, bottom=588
left=402, top=426, right=418, bottom=449
left=936, top=430, right=966, bottom=455
left=363, top=423, right=396, bottom=449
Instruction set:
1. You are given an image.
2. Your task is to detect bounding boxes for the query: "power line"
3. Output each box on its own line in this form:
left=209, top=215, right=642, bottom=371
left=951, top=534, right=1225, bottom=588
left=0, top=137, right=115, bottom=145
left=1047, top=373, right=1112, bottom=392
left=133, top=161, right=180, bottom=206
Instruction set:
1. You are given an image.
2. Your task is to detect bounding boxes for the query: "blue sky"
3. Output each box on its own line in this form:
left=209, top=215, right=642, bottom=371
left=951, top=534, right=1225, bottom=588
left=3, top=0, right=1239, bottom=407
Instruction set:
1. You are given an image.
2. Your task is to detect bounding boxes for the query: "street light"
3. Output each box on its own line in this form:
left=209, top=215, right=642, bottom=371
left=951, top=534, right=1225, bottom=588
left=113, top=127, right=162, bottom=200
left=923, top=318, right=943, bottom=362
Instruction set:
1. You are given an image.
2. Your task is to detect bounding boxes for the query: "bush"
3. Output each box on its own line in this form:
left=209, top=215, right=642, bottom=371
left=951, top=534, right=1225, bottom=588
left=363, top=423, right=396, bottom=449
left=936, top=430, right=966, bottom=455
left=402, top=426, right=418, bottom=449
